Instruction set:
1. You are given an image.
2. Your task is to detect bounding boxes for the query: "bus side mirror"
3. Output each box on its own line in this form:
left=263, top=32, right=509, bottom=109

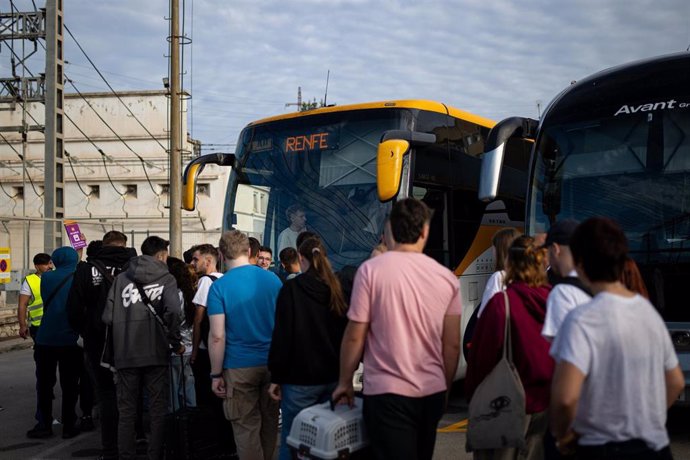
left=182, top=153, right=236, bottom=211
left=479, top=117, right=538, bottom=202
left=376, top=130, right=436, bottom=202
left=478, top=144, right=505, bottom=202
left=377, top=139, right=410, bottom=202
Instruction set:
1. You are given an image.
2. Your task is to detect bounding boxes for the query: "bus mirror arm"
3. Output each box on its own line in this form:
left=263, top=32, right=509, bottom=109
left=380, top=130, right=436, bottom=145
left=479, top=117, right=538, bottom=202
left=182, top=153, right=237, bottom=211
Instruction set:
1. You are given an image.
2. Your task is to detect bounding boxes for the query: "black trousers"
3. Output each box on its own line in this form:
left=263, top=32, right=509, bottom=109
left=85, top=352, right=119, bottom=459
left=190, top=348, right=212, bottom=407
left=363, top=391, right=445, bottom=460
left=35, top=345, right=83, bottom=429
left=79, top=353, right=94, bottom=416
left=116, top=366, right=169, bottom=460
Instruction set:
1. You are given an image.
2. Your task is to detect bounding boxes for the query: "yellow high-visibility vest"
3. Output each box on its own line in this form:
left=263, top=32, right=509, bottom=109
left=25, top=273, right=43, bottom=327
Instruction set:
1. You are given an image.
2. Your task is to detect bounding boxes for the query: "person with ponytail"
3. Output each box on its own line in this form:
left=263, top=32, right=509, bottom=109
left=267, top=236, right=348, bottom=460
left=465, top=235, right=554, bottom=459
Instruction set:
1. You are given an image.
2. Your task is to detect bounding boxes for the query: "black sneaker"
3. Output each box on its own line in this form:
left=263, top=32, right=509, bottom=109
left=62, top=424, right=81, bottom=439
left=80, top=415, right=95, bottom=432
left=27, top=424, right=54, bottom=439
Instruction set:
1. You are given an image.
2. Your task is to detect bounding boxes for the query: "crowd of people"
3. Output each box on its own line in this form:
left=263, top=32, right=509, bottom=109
left=465, top=217, right=682, bottom=460
left=14, top=197, right=685, bottom=460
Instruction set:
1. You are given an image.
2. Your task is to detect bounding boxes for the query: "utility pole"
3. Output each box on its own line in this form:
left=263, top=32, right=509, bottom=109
left=169, top=0, right=182, bottom=257
left=285, top=86, right=302, bottom=111
left=45, top=0, right=66, bottom=252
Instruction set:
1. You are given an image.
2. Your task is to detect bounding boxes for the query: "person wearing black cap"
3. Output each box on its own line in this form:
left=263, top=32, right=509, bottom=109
left=541, top=219, right=592, bottom=342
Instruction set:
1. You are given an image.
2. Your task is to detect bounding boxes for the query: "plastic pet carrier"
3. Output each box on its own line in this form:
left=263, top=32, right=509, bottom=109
left=286, top=398, right=369, bottom=459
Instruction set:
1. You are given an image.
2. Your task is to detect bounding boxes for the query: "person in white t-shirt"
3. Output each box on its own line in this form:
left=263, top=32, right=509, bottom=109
left=477, top=227, right=520, bottom=318
left=277, top=204, right=307, bottom=254
left=550, top=217, right=683, bottom=459
left=189, top=244, right=224, bottom=406
left=541, top=219, right=592, bottom=341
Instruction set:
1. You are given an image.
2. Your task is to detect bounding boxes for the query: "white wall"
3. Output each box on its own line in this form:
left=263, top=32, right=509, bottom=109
left=0, top=90, right=247, bottom=274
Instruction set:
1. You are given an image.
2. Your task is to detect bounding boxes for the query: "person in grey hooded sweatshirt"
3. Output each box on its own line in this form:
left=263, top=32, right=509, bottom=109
left=103, top=236, right=183, bottom=460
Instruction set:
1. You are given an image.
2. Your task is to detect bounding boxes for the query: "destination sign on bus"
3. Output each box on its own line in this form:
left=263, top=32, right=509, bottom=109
left=247, top=126, right=340, bottom=154
left=285, top=128, right=339, bottom=153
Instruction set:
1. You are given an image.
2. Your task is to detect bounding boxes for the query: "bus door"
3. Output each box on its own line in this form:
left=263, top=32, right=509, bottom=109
left=412, top=186, right=450, bottom=267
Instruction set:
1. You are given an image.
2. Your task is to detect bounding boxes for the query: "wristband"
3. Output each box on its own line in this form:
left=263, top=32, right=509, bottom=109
left=210, top=372, right=223, bottom=379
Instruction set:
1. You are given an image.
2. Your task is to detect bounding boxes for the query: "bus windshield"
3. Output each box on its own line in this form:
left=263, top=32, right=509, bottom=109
left=228, top=109, right=408, bottom=269
left=529, top=108, right=690, bottom=319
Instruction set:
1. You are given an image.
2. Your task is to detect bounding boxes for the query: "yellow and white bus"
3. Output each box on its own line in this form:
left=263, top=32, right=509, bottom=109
left=184, top=100, right=530, bottom=379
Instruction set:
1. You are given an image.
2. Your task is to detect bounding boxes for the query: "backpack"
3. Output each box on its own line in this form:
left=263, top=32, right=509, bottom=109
left=199, top=274, right=219, bottom=347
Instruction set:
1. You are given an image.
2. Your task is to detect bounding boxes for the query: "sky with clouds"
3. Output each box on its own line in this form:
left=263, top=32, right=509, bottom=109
left=6, top=0, right=690, bottom=149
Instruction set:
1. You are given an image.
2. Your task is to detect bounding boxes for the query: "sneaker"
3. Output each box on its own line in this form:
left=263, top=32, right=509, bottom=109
left=62, top=424, right=81, bottom=439
left=135, top=435, right=148, bottom=455
left=80, top=415, right=95, bottom=432
left=27, top=424, right=54, bottom=439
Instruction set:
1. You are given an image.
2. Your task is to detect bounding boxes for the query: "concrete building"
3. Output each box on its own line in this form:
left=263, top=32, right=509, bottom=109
left=0, top=90, right=267, bottom=311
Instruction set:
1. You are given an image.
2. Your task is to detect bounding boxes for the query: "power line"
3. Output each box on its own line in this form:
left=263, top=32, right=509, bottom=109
left=61, top=111, right=126, bottom=198
left=62, top=111, right=164, bottom=217
left=12, top=73, right=162, bottom=208
left=0, top=131, right=44, bottom=198
left=65, top=76, right=165, bottom=194
left=64, top=151, right=91, bottom=197
left=63, top=24, right=169, bottom=153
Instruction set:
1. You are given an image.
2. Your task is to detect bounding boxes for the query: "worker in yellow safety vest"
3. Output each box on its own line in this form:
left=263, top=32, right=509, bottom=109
left=18, top=253, right=54, bottom=340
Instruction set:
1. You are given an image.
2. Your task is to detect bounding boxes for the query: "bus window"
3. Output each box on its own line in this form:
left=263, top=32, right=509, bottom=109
left=412, top=186, right=449, bottom=266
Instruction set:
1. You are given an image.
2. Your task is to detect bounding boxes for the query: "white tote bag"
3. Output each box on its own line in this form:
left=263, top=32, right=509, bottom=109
left=466, top=291, right=527, bottom=451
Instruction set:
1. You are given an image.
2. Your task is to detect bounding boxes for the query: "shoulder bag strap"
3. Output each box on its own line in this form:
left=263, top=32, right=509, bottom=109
left=135, top=283, right=169, bottom=334
left=502, top=291, right=514, bottom=364
left=90, top=259, right=115, bottom=284
left=43, top=271, right=75, bottom=312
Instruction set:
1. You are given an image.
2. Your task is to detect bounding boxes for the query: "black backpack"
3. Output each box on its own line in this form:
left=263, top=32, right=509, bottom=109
left=199, top=274, right=219, bottom=347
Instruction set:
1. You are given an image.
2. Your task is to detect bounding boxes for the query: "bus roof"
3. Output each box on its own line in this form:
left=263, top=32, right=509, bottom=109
left=543, top=52, right=690, bottom=120
left=246, top=99, right=496, bottom=129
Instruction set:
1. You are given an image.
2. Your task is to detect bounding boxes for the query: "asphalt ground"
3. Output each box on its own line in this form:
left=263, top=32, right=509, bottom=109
left=1, top=344, right=689, bottom=459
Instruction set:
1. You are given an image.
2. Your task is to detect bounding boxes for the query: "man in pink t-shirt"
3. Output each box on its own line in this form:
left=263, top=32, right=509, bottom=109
left=333, top=198, right=461, bottom=460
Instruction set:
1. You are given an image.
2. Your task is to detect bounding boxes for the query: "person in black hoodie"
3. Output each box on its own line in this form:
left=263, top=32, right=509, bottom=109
left=268, top=237, right=348, bottom=460
left=103, top=236, right=182, bottom=460
left=66, top=231, right=135, bottom=460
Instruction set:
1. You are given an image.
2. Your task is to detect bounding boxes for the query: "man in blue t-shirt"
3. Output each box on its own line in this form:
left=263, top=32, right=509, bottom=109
left=208, top=230, right=283, bottom=460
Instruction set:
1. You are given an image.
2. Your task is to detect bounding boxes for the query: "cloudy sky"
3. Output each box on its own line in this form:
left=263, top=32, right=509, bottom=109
left=7, top=0, right=690, bottom=149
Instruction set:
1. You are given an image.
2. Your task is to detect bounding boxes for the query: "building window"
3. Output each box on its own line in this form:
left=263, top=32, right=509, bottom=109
left=160, top=183, right=170, bottom=195
left=197, top=183, right=210, bottom=197
left=125, top=184, right=137, bottom=198
left=13, top=186, right=23, bottom=198
left=88, top=185, right=100, bottom=198
left=253, top=192, right=258, bottom=213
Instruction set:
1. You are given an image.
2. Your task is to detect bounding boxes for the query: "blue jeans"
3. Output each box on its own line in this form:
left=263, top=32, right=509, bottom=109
left=279, top=383, right=336, bottom=460
left=169, top=354, right=196, bottom=412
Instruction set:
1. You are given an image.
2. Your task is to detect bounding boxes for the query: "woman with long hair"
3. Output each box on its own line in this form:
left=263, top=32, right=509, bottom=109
left=463, top=228, right=521, bottom=360
left=167, top=256, right=198, bottom=409
left=620, top=256, right=649, bottom=299
left=478, top=228, right=522, bottom=317
left=268, top=236, right=348, bottom=460
left=465, top=235, right=554, bottom=460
